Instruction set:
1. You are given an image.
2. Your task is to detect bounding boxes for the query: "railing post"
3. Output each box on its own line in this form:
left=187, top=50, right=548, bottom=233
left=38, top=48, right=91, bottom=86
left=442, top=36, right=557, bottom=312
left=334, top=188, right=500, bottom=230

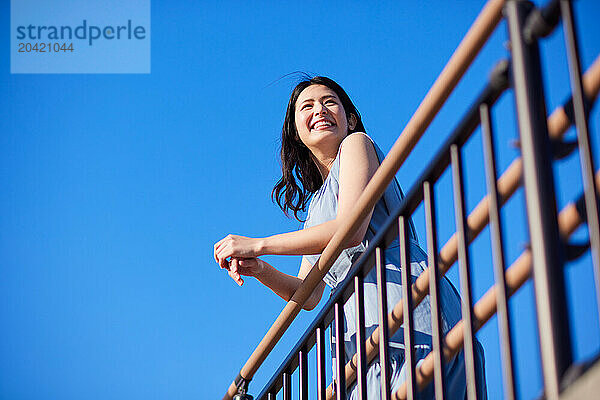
left=505, top=1, right=573, bottom=398
left=316, top=326, right=327, bottom=400
left=480, top=102, right=516, bottom=400
left=560, top=0, right=600, bottom=320
left=334, top=301, right=346, bottom=400
left=283, top=372, right=291, bottom=400
left=423, top=181, right=446, bottom=400
left=399, top=216, right=417, bottom=400
left=354, top=274, right=368, bottom=400
left=299, top=349, right=308, bottom=400
left=450, top=144, right=480, bottom=400
left=376, top=247, right=392, bottom=400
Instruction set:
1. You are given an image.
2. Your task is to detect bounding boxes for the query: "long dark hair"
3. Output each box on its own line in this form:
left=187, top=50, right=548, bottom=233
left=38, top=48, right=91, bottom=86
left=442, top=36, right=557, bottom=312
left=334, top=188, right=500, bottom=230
left=272, top=76, right=366, bottom=221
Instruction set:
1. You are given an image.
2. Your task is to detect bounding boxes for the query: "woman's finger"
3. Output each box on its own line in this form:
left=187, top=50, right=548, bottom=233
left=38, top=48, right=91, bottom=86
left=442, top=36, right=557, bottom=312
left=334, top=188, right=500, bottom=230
left=230, top=258, right=239, bottom=274
left=218, top=250, right=229, bottom=270
left=214, top=239, right=228, bottom=263
left=214, top=235, right=230, bottom=248
left=216, top=246, right=233, bottom=266
left=214, top=234, right=234, bottom=250
left=238, top=258, right=253, bottom=270
left=216, top=251, right=227, bottom=269
left=214, top=239, right=224, bottom=257
left=216, top=247, right=227, bottom=267
left=214, top=235, right=233, bottom=261
left=228, top=268, right=244, bottom=286
left=219, top=255, right=230, bottom=269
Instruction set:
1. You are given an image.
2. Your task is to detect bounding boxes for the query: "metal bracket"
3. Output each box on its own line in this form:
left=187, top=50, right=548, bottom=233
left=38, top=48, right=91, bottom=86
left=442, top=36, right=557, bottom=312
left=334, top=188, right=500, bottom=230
left=511, top=137, right=578, bottom=160
left=233, top=374, right=253, bottom=400
left=565, top=241, right=589, bottom=262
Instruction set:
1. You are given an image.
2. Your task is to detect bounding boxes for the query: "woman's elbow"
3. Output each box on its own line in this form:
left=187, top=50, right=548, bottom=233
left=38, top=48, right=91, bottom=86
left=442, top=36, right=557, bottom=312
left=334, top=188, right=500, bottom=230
left=302, top=289, right=324, bottom=311
left=302, top=298, right=318, bottom=311
left=348, top=237, right=363, bottom=248
left=338, top=220, right=369, bottom=249
left=346, top=231, right=366, bottom=248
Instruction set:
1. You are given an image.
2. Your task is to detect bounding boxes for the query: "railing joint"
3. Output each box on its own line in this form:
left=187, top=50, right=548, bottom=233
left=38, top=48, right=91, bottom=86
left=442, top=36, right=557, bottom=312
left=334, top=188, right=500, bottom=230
left=564, top=240, right=590, bottom=262
left=488, top=58, right=511, bottom=92
left=233, top=374, right=253, bottom=400
left=522, top=0, right=561, bottom=43
left=516, top=136, right=580, bottom=160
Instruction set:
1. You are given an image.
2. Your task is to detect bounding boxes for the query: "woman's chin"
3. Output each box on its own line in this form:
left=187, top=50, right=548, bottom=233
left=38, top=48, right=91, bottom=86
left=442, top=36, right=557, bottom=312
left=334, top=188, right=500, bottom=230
left=308, top=130, right=342, bottom=143
left=309, top=128, right=345, bottom=141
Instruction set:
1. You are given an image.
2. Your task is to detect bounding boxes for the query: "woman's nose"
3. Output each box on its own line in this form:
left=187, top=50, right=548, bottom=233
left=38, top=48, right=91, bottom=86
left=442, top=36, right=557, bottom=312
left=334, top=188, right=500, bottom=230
left=313, top=102, right=327, bottom=116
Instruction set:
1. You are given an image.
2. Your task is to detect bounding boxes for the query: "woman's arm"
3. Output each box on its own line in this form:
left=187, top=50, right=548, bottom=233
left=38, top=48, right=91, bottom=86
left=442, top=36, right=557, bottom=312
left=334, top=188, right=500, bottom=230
left=226, top=257, right=326, bottom=310
left=214, top=133, right=379, bottom=267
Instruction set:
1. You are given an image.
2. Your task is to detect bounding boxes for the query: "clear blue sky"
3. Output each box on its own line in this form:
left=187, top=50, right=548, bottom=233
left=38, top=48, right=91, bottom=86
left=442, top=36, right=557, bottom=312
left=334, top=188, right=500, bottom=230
left=2, top=1, right=600, bottom=399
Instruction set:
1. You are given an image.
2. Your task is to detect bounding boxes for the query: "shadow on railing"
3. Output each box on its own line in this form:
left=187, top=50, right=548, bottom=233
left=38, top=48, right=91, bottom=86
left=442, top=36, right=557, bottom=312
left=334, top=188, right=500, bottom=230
left=223, top=1, right=600, bottom=399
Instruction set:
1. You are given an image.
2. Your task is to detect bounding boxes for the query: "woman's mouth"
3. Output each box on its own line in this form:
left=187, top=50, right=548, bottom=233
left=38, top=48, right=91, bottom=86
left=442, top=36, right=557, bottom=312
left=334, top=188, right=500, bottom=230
left=311, top=120, right=335, bottom=131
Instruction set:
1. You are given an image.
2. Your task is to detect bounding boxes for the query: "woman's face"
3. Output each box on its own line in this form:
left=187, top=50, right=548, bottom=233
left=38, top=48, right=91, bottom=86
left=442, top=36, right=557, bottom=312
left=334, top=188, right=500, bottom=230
left=294, top=84, right=354, bottom=152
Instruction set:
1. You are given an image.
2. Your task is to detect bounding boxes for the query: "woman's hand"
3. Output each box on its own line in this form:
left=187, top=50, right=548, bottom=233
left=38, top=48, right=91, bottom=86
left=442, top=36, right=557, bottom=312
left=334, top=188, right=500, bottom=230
left=224, top=257, right=264, bottom=286
left=214, top=234, right=263, bottom=269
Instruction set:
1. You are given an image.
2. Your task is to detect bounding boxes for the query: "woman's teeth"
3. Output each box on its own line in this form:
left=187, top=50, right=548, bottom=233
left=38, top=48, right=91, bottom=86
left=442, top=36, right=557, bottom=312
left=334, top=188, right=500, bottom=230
left=313, top=121, right=333, bottom=130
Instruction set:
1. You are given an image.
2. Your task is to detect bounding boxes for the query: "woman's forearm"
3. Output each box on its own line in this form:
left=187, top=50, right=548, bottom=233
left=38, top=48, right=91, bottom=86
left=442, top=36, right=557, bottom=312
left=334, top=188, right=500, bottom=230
left=256, top=259, right=322, bottom=310
left=214, top=220, right=356, bottom=269
left=258, top=219, right=362, bottom=256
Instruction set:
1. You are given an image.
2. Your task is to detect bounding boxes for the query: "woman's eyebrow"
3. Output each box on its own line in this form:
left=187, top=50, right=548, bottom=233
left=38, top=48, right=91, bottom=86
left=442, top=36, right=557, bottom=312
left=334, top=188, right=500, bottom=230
left=298, top=95, right=337, bottom=106
left=298, top=98, right=314, bottom=106
left=320, top=95, right=337, bottom=101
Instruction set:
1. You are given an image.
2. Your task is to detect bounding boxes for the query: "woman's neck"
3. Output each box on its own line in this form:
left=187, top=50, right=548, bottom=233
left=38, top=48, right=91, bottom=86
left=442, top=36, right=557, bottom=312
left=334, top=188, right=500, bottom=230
left=311, top=152, right=337, bottom=181
left=307, top=137, right=344, bottom=181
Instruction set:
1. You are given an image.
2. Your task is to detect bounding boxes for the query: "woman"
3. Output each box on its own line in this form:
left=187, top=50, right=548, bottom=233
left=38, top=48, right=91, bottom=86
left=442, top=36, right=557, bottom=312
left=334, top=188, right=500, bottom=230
left=214, top=76, right=486, bottom=399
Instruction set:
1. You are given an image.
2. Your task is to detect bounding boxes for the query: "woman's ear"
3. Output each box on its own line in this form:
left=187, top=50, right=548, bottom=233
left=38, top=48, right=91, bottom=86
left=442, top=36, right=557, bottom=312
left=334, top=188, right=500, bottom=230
left=348, top=114, right=357, bottom=130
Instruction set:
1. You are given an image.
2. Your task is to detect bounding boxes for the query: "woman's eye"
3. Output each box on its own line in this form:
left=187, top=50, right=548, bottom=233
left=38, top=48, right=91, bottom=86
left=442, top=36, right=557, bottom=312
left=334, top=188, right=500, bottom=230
left=301, top=104, right=312, bottom=110
left=325, top=100, right=336, bottom=105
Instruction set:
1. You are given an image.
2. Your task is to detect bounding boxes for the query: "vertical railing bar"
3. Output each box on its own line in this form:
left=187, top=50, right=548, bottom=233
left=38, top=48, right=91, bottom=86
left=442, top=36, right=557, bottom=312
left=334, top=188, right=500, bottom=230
left=399, top=216, right=417, bottom=400
left=267, top=392, right=276, bottom=400
left=479, top=103, right=517, bottom=400
left=376, top=246, right=392, bottom=400
left=354, top=274, right=368, bottom=400
left=299, top=349, right=308, bottom=400
left=283, top=372, right=291, bottom=400
left=334, top=301, right=346, bottom=400
left=450, top=144, right=479, bottom=400
left=424, top=181, right=446, bottom=400
left=316, top=326, right=326, bottom=400
left=560, top=0, right=600, bottom=319
left=506, top=1, right=572, bottom=397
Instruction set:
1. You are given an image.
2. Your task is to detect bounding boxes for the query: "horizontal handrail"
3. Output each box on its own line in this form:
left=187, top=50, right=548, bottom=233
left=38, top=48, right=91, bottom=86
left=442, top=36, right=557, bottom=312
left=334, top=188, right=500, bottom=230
left=223, top=0, right=505, bottom=397
left=392, top=170, right=600, bottom=400
left=324, top=53, right=600, bottom=398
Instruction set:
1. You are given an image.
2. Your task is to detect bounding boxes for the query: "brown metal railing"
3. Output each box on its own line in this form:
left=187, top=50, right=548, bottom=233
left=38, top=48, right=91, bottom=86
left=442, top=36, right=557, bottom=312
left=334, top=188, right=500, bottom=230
left=318, top=52, right=600, bottom=400
left=224, top=0, right=600, bottom=399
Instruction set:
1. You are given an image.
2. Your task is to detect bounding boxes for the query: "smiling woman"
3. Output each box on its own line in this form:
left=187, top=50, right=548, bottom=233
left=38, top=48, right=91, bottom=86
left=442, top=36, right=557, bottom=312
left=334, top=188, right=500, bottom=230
left=213, top=76, right=487, bottom=398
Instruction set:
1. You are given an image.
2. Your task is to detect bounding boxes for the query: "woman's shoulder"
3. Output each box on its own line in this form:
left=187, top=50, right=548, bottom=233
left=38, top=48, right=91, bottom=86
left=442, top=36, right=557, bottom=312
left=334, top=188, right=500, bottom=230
left=328, top=132, right=380, bottom=183
left=336, top=132, right=380, bottom=165
left=334, top=132, right=377, bottom=161
left=339, top=131, right=375, bottom=150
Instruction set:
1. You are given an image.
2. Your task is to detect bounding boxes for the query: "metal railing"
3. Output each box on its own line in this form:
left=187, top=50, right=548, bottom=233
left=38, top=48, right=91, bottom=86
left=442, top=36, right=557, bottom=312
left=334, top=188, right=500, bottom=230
left=223, top=0, right=600, bottom=399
